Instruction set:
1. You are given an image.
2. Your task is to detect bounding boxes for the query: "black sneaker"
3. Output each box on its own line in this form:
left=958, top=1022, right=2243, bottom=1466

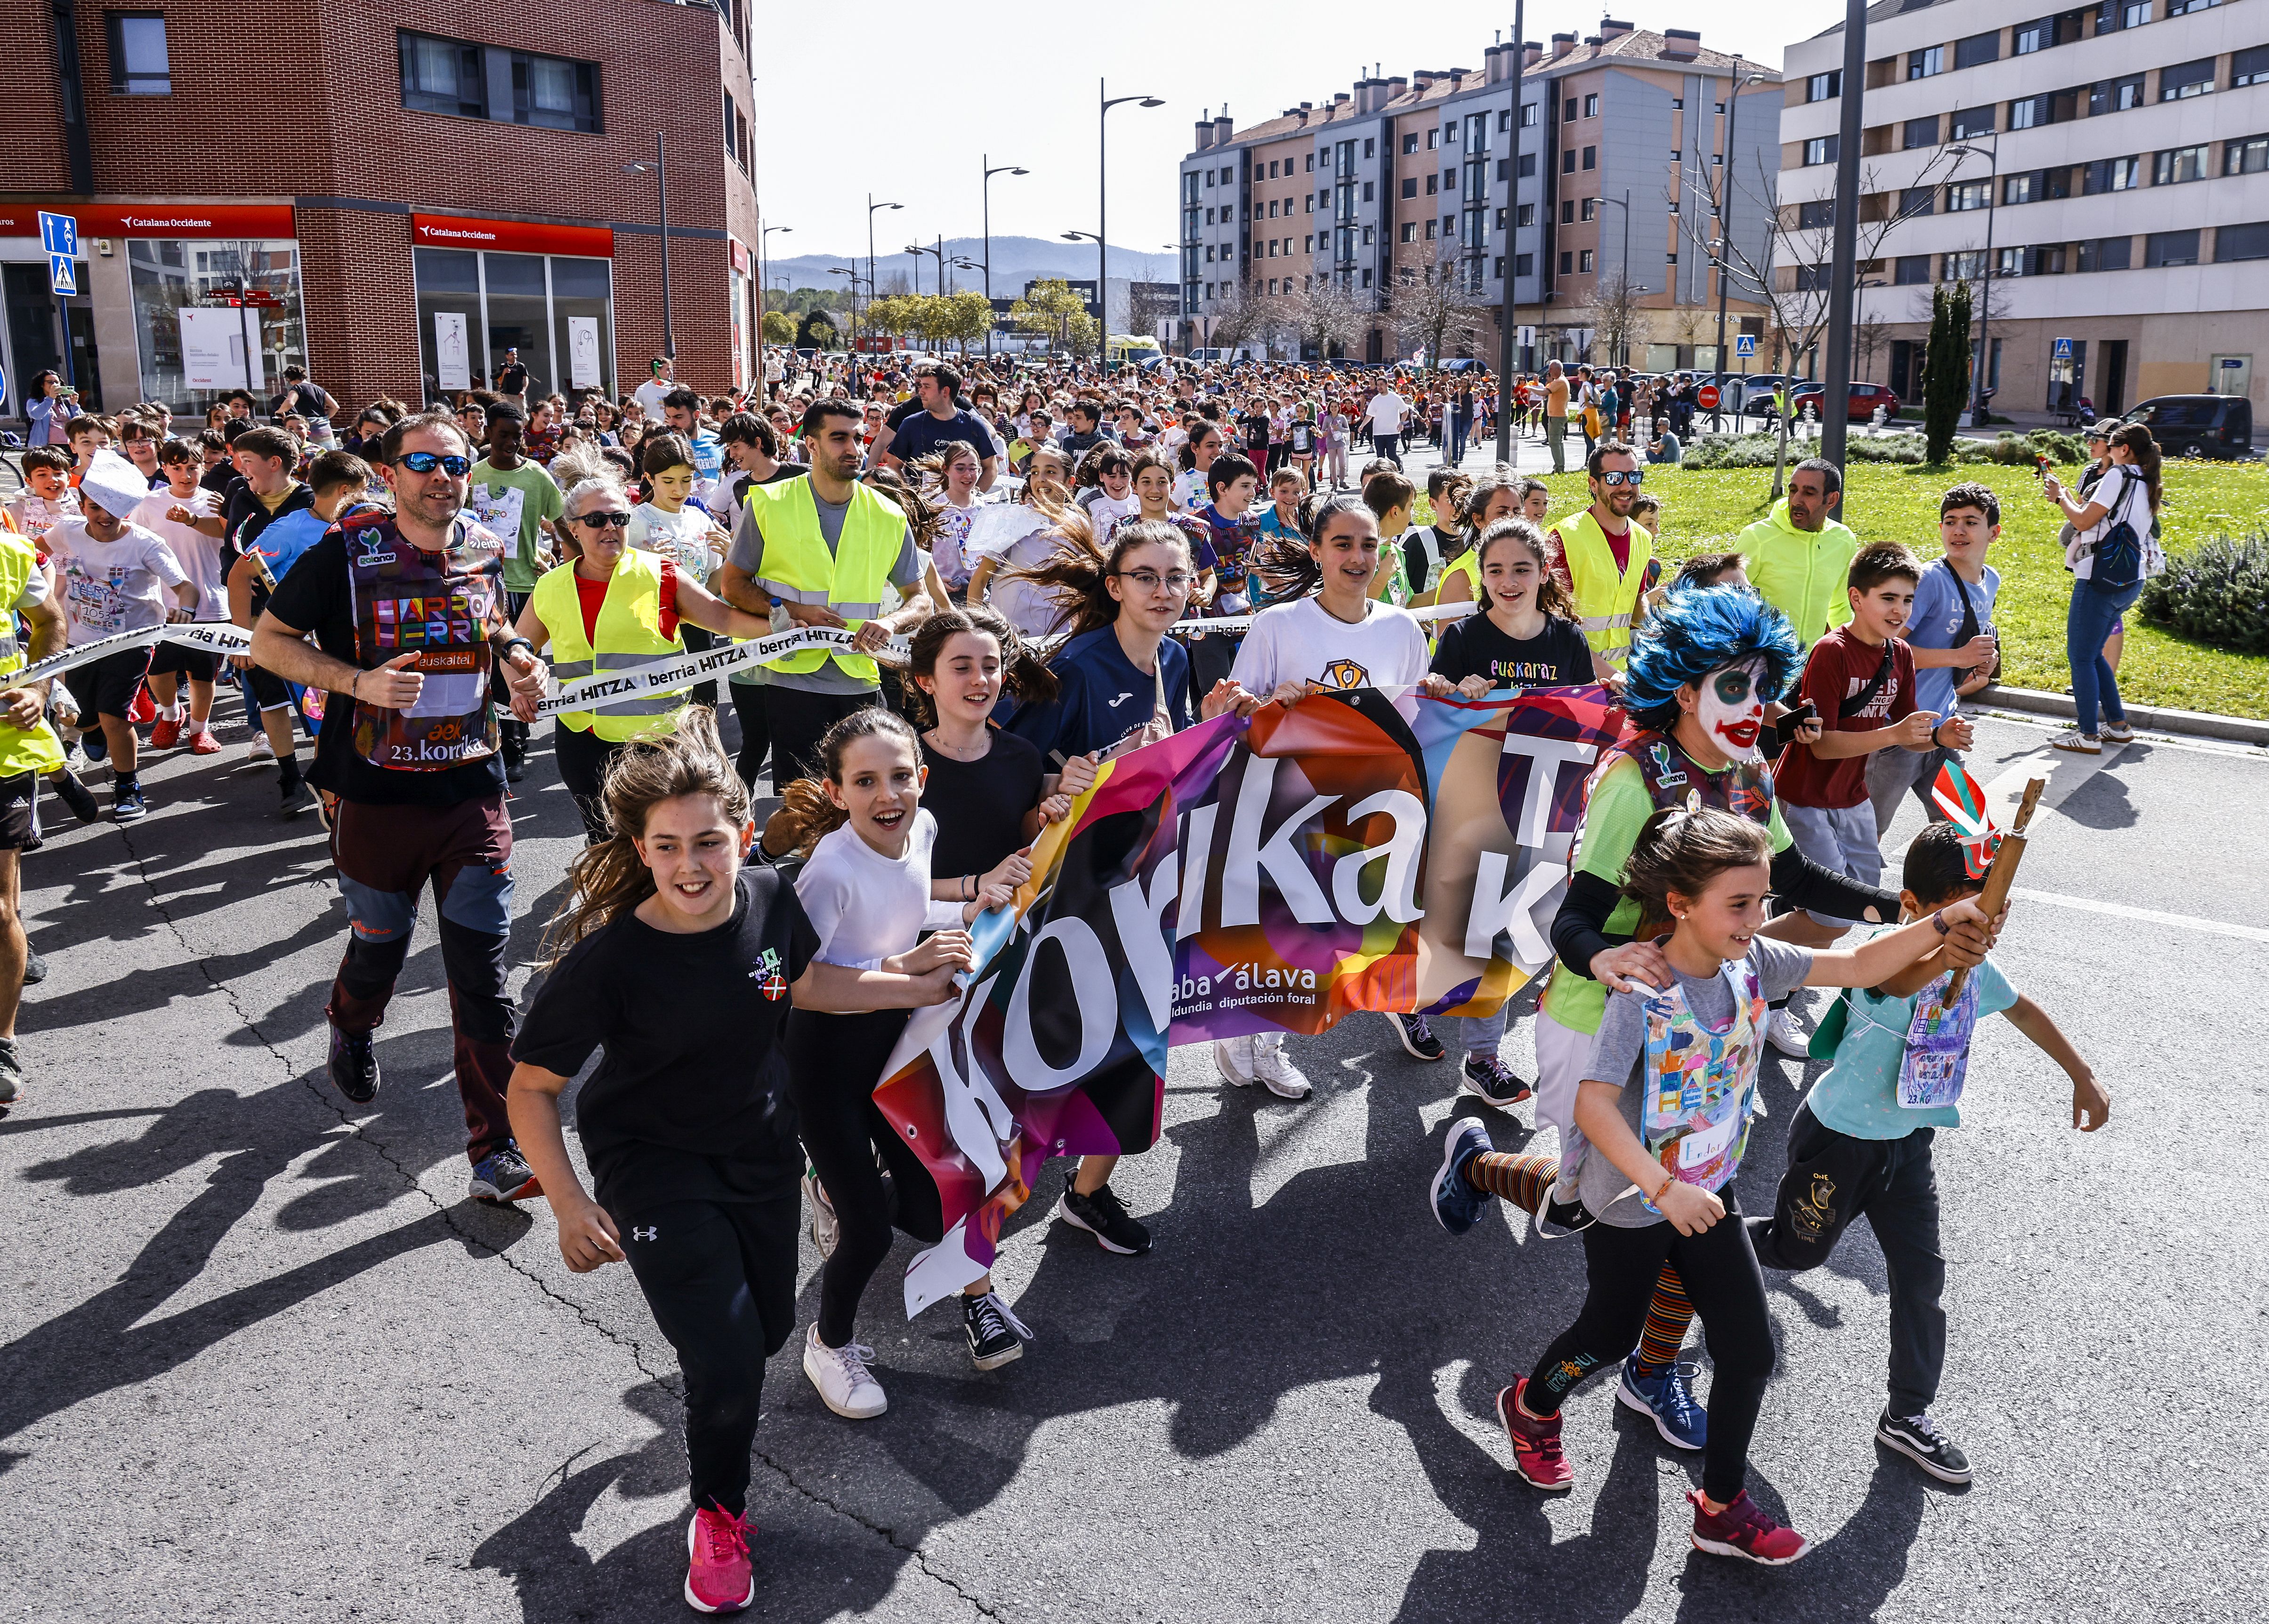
left=52, top=772, right=99, bottom=825
left=962, top=1290, right=1029, bottom=1370
left=1387, top=1012, right=1446, bottom=1061
left=1460, top=1051, right=1533, bottom=1107
left=468, top=1142, right=541, bottom=1204
left=0, top=1036, right=22, bottom=1107
left=1877, top=1409, right=1972, bottom=1484
left=112, top=784, right=147, bottom=823
left=279, top=780, right=319, bottom=820
left=1056, top=1181, right=1152, bottom=1255
left=328, top=1025, right=380, bottom=1104
left=22, top=949, right=45, bottom=986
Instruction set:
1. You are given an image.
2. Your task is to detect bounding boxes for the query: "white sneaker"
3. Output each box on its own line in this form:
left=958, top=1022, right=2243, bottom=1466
left=1214, top=1036, right=1256, bottom=1086
left=1765, top=1006, right=1811, bottom=1060
left=2048, top=728, right=2100, bottom=756
left=248, top=732, right=275, bottom=762
left=1249, top=1034, right=1313, bottom=1100
left=802, top=1165, right=839, bottom=1260
left=802, top=1326, right=886, bottom=1419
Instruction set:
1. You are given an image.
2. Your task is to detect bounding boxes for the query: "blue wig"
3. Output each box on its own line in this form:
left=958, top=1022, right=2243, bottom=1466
left=1623, top=584, right=1804, bottom=735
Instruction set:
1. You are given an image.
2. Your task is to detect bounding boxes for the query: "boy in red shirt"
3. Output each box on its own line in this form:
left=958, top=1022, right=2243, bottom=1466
left=1769, top=543, right=1972, bottom=1053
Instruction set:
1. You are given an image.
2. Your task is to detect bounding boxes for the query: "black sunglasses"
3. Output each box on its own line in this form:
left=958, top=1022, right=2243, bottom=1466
left=574, top=511, right=632, bottom=530
left=396, top=451, right=470, bottom=476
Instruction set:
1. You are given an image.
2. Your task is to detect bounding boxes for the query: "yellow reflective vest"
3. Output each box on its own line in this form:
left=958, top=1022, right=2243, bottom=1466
left=531, top=548, right=686, bottom=742
left=0, top=533, right=64, bottom=778
left=744, top=477, right=903, bottom=683
left=1547, top=507, right=1652, bottom=667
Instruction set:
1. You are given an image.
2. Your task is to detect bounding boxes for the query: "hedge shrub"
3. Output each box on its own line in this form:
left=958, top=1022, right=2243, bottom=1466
left=2139, top=531, right=2269, bottom=657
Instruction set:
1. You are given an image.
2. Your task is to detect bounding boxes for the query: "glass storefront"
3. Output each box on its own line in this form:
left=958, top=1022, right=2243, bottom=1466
left=413, top=246, right=614, bottom=405
left=128, top=238, right=307, bottom=411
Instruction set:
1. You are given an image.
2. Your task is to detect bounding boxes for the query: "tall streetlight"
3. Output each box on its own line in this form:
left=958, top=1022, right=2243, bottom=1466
left=1818, top=0, right=1870, bottom=472
left=1710, top=71, right=1768, bottom=431
left=622, top=133, right=675, bottom=360
left=1165, top=241, right=1182, bottom=355
left=1097, top=81, right=1166, bottom=373
left=1493, top=0, right=1527, bottom=467
left=1062, top=230, right=1103, bottom=361
left=867, top=195, right=902, bottom=354
left=1599, top=189, right=1634, bottom=363
left=1948, top=136, right=2001, bottom=430
left=982, top=157, right=1029, bottom=361
left=829, top=265, right=864, bottom=352
left=757, top=224, right=790, bottom=398
left=907, top=239, right=946, bottom=299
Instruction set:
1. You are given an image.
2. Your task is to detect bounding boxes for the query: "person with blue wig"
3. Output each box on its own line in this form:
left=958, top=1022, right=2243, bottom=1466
left=1426, top=583, right=2000, bottom=1459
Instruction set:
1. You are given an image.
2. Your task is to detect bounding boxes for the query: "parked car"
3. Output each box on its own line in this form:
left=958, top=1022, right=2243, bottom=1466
left=1786, top=381, right=1904, bottom=423
left=2121, top=394, right=2255, bottom=460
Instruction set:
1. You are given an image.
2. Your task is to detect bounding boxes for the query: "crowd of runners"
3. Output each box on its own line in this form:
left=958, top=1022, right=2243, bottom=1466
left=3, top=343, right=2136, bottom=1611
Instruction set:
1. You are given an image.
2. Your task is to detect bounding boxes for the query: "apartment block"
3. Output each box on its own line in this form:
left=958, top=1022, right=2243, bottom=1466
left=1778, top=0, right=2266, bottom=415
left=1176, top=19, right=1779, bottom=367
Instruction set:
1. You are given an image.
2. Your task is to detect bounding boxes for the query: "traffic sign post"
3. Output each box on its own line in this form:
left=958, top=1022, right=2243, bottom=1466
left=2052, top=336, right=2074, bottom=360
left=38, top=211, right=77, bottom=258
left=47, top=255, right=77, bottom=297
left=1736, top=333, right=1757, bottom=358
left=39, top=211, right=79, bottom=389
left=1697, top=384, right=1721, bottom=411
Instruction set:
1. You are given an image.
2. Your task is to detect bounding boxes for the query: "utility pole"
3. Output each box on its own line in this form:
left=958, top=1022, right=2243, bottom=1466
left=1817, top=0, right=1869, bottom=473
left=1493, top=0, right=1526, bottom=466
left=1710, top=72, right=1764, bottom=432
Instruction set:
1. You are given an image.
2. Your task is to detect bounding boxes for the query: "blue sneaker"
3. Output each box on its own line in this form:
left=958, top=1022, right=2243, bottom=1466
left=468, top=1142, right=541, bottom=1204
left=1619, top=1356, right=1706, bottom=1451
left=1428, top=1117, right=1495, bottom=1235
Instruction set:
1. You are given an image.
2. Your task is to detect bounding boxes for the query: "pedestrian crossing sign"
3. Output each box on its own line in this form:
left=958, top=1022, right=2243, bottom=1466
left=2052, top=337, right=2073, bottom=359
left=1735, top=334, right=1757, bottom=357
left=48, top=253, right=76, bottom=297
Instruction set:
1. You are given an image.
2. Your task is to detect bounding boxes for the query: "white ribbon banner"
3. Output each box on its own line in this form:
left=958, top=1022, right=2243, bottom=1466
left=17, top=622, right=253, bottom=684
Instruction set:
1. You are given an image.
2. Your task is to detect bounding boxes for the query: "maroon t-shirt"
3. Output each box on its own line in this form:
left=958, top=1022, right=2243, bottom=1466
left=1773, top=627, right=1916, bottom=810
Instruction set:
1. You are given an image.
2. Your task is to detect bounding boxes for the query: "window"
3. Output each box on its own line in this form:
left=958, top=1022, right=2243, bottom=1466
left=1578, top=249, right=1595, bottom=272
left=1559, top=250, right=1574, bottom=274
left=1306, top=193, right=1316, bottom=214
left=1521, top=101, right=1539, bottom=127
left=1400, top=222, right=1417, bottom=242
left=1267, top=199, right=1278, bottom=218
left=1401, top=177, right=1417, bottom=199
left=2236, top=45, right=2269, bottom=87
left=1306, top=153, right=1315, bottom=172
left=1427, top=128, right=1440, bottom=149
left=1363, top=138, right=1375, bottom=158
left=1803, top=135, right=1839, bottom=166
left=1362, top=225, right=1374, bottom=243
left=2166, top=0, right=2220, bottom=11
left=1996, top=246, right=2027, bottom=276
left=1515, top=252, right=1534, bottom=276
left=401, top=32, right=486, bottom=117
left=1806, top=71, right=1841, bottom=102
left=1402, top=133, right=1419, bottom=154
left=1795, top=265, right=1831, bottom=291
left=2229, top=135, right=2269, bottom=176
left=1426, top=218, right=1438, bottom=240
left=1518, top=153, right=1536, bottom=177
left=1898, top=185, right=1937, bottom=218
left=2216, top=221, right=2269, bottom=261
left=1944, top=250, right=1985, bottom=279
left=1909, top=44, right=1946, bottom=78
left=2011, top=94, right=2054, bottom=129
left=511, top=48, right=599, bottom=131
left=2145, top=227, right=2199, bottom=265
left=1950, top=106, right=1995, bottom=138
left=1797, top=199, right=1834, bottom=229
left=2004, top=172, right=2037, bottom=204
left=724, top=90, right=738, bottom=160
left=1894, top=253, right=1933, bottom=284
left=1955, top=30, right=2002, bottom=68
left=1581, top=197, right=1597, bottom=221
left=2090, top=73, right=2146, bottom=114
left=1565, top=97, right=1579, bottom=122
left=2160, top=57, right=2216, bottom=99
left=2014, top=13, right=2075, bottom=51
left=2083, top=154, right=2142, bottom=191
left=398, top=31, right=600, bottom=131
left=1584, top=93, right=1600, bottom=117
left=2076, top=234, right=2132, bottom=271
left=1672, top=97, right=1684, bottom=109
left=1669, top=149, right=1680, bottom=161
left=105, top=11, right=170, bottom=94
left=1496, top=159, right=1509, bottom=181
left=1363, top=181, right=1375, bottom=201
left=1360, top=269, right=1373, bottom=287
left=1665, top=251, right=1677, bottom=264
left=1426, top=173, right=1439, bottom=195
left=1560, top=199, right=1576, bottom=224
left=1563, top=150, right=1577, bottom=174
left=1204, top=171, right=1214, bottom=189
left=1581, top=145, right=1597, bottom=170
left=2155, top=145, right=2210, bottom=184
left=1517, top=202, right=1536, bottom=226
left=1948, top=181, right=1993, bottom=211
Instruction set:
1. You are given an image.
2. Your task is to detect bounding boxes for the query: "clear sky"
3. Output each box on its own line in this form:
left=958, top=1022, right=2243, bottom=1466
left=751, top=1, right=1850, bottom=264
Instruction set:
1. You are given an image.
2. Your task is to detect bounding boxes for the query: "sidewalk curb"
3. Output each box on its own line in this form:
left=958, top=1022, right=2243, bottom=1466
left=1975, top=683, right=2269, bottom=747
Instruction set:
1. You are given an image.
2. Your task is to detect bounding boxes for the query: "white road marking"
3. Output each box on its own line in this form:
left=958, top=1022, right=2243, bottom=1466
left=1970, top=707, right=2269, bottom=761
left=2007, top=886, right=2269, bottom=943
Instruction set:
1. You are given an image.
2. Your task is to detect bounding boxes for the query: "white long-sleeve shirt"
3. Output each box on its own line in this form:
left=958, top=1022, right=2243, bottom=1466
left=793, top=811, right=965, bottom=974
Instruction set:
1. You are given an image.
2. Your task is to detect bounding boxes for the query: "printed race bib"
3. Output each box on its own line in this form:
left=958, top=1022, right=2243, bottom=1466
left=1898, top=970, right=1979, bottom=1109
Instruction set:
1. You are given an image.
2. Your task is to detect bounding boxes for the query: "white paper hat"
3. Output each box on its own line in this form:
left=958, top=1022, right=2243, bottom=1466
left=77, top=448, right=153, bottom=524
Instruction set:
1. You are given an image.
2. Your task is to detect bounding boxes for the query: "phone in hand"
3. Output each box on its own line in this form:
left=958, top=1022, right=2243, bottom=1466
left=1782, top=698, right=1818, bottom=731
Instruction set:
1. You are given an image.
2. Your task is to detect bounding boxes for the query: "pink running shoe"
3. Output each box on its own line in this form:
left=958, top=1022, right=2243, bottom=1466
left=684, top=1505, right=755, bottom=1613
left=1688, top=1488, right=1811, bottom=1565
left=1496, top=1376, right=1573, bottom=1490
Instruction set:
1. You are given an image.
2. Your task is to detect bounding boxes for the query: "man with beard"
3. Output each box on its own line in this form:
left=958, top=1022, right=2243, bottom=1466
left=1543, top=442, right=1653, bottom=683
left=1739, top=458, right=1862, bottom=647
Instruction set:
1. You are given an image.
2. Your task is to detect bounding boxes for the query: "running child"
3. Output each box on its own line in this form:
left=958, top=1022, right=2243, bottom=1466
left=129, top=439, right=229, bottom=755
left=1473, top=806, right=1995, bottom=1563
left=508, top=710, right=960, bottom=1615
left=1747, top=821, right=2107, bottom=1484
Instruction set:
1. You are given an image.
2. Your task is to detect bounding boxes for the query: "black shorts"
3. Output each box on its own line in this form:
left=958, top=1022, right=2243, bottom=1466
left=63, top=644, right=153, bottom=723
left=243, top=664, right=294, bottom=712
left=149, top=640, right=218, bottom=682
left=0, top=770, right=36, bottom=851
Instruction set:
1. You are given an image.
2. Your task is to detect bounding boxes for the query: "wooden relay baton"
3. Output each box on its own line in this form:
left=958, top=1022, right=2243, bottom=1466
left=1945, top=777, right=2044, bottom=1001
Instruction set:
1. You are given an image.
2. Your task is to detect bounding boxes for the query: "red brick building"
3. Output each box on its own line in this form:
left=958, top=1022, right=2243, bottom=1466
left=0, top=0, right=761, bottom=422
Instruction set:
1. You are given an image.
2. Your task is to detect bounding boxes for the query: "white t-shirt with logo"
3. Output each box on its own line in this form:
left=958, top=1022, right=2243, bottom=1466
left=1230, top=595, right=1429, bottom=696
left=45, top=518, right=190, bottom=646
left=628, top=501, right=725, bottom=583
left=129, top=488, right=227, bottom=620
left=1367, top=392, right=1409, bottom=435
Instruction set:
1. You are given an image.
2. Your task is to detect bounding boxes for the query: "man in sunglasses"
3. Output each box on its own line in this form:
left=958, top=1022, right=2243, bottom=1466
left=1542, top=442, right=1653, bottom=680
left=252, top=413, right=551, bottom=1208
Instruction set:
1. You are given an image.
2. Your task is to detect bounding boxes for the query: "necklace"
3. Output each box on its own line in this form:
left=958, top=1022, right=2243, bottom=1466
left=925, top=726, right=989, bottom=761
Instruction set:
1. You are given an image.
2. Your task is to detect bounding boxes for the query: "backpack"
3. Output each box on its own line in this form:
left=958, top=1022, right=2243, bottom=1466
left=2089, top=467, right=2145, bottom=592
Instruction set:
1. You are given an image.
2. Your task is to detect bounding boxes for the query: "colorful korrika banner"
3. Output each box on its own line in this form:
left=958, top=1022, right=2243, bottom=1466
left=872, top=682, right=1623, bottom=1316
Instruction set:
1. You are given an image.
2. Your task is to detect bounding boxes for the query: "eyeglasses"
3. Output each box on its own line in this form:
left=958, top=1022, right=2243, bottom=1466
left=1116, top=569, right=1195, bottom=592
left=574, top=511, right=632, bottom=530
left=396, top=451, right=470, bottom=476
left=1598, top=469, right=1645, bottom=487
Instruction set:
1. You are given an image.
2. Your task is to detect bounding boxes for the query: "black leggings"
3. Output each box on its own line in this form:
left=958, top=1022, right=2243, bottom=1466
left=552, top=721, right=623, bottom=844
left=784, top=1008, right=945, bottom=1347
left=619, top=1193, right=799, bottom=1516
left=727, top=682, right=771, bottom=793
left=1526, top=1193, right=1775, bottom=1503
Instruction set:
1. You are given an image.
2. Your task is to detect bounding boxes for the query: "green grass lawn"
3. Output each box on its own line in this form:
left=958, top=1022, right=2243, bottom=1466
left=1506, top=452, right=2269, bottom=720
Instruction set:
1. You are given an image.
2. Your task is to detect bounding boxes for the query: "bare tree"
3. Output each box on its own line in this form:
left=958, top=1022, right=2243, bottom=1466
left=1578, top=271, right=1649, bottom=368
left=1205, top=280, right=1268, bottom=353
left=1267, top=277, right=1367, bottom=361
left=1853, top=304, right=1894, bottom=383
left=1387, top=270, right=1491, bottom=367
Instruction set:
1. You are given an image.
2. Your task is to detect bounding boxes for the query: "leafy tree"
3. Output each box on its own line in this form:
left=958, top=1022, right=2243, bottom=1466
left=760, top=310, right=796, bottom=346
left=1011, top=279, right=1093, bottom=354
left=1922, top=280, right=1973, bottom=465
left=796, top=310, right=838, bottom=351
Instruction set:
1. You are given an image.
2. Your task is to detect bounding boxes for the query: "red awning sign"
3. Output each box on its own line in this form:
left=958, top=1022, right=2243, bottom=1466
left=0, top=203, right=296, bottom=240
left=410, top=214, right=613, bottom=258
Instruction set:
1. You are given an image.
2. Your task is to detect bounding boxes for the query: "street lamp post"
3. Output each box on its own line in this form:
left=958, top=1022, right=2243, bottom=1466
left=867, top=195, right=901, bottom=356
left=1949, top=137, right=2001, bottom=428
left=907, top=239, right=946, bottom=301
left=622, top=133, right=675, bottom=360
left=828, top=265, right=864, bottom=352
left=1494, top=0, right=1526, bottom=467
left=982, top=157, right=1029, bottom=361
left=1710, top=72, right=1766, bottom=431
left=1599, top=189, right=1633, bottom=363
left=1098, top=81, right=1165, bottom=373
left=758, top=223, right=790, bottom=399
left=1062, top=230, right=1102, bottom=360
left=1818, top=0, right=1870, bottom=473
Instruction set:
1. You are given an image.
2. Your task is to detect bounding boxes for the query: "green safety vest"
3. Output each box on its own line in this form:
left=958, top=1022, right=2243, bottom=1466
left=744, top=478, right=902, bottom=683
left=531, top=548, right=685, bottom=742
left=0, top=533, right=64, bottom=779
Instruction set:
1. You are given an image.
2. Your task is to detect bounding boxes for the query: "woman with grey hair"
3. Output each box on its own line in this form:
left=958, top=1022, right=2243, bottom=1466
left=513, top=473, right=776, bottom=841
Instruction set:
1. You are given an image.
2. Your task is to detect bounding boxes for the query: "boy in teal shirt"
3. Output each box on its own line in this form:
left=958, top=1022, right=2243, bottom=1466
left=1748, top=823, right=2109, bottom=1485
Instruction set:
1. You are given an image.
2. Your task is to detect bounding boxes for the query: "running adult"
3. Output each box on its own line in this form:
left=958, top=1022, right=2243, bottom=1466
left=250, top=412, right=551, bottom=1204
left=1365, top=386, right=1408, bottom=469
left=0, top=526, right=69, bottom=1108
left=1738, top=459, right=1861, bottom=647
left=508, top=710, right=957, bottom=1615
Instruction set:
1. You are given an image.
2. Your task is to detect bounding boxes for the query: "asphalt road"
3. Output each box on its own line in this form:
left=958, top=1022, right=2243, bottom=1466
left=4, top=695, right=2265, bottom=1623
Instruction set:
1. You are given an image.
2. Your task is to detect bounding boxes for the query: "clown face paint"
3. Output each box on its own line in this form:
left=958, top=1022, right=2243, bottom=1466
left=1701, top=657, right=1768, bottom=763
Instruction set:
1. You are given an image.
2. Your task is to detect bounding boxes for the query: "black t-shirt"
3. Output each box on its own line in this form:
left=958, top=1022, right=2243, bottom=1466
left=919, top=730, right=1045, bottom=882
left=1239, top=411, right=1273, bottom=454
left=512, top=868, right=820, bottom=1217
left=1429, top=612, right=1595, bottom=688
left=223, top=479, right=314, bottom=578
left=260, top=527, right=509, bottom=806
left=890, top=407, right=999, bottom=465
left=496, top=363, right=530, bottom=395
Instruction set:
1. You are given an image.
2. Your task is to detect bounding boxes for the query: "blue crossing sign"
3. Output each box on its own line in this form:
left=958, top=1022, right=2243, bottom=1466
left=1735, top=334, right=1757, bottom=357
left=2052, top=336, right=2074, bottom=359
left=48, top=254, right=77, bottom=297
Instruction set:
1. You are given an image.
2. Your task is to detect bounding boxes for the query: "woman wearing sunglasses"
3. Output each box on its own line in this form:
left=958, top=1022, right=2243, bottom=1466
left=1543, top=442, right=1654, bottom=685
left=515, top=474, right=777, bottom=844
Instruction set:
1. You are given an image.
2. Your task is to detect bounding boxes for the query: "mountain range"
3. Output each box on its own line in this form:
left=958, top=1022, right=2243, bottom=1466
left=763, top=235, right=1173, bottom=296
